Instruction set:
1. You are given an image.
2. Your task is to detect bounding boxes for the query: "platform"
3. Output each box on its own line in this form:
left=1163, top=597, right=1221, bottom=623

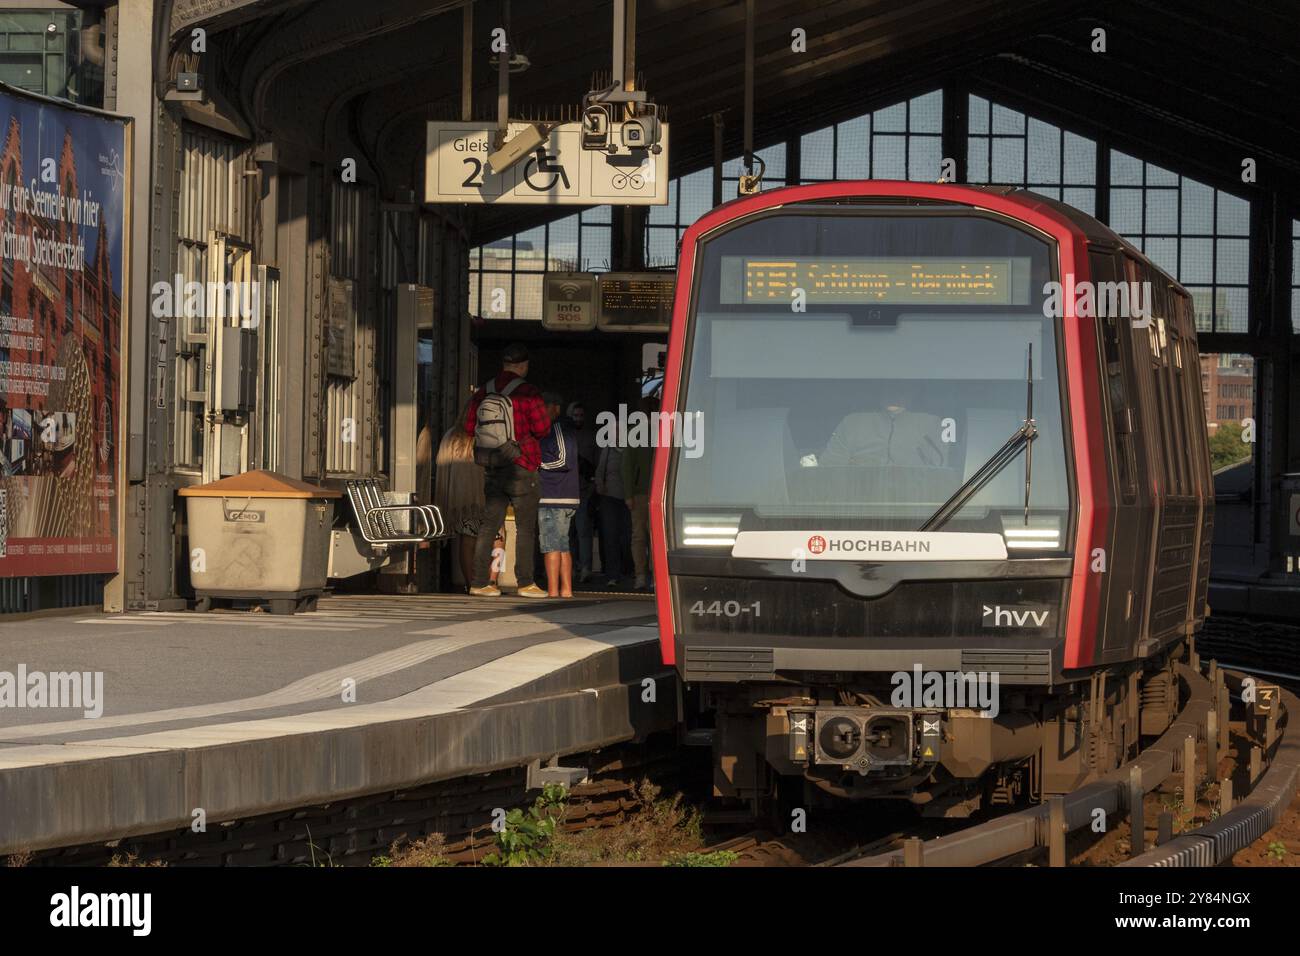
left=0, top=594, right=671, bottom=856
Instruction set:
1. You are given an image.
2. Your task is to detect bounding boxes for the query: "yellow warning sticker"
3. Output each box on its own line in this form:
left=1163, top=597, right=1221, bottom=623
left=923, top=746, right=934, bottom=757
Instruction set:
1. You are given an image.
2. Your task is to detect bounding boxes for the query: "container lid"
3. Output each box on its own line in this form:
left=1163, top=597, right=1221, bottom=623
left=179, top=469, right=342, bottom=499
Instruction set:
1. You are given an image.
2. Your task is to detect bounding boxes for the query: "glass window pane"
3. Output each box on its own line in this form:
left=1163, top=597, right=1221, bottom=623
left=873, top=101, right=906, bottom=132
left=1027, top=120, right=1060, bottom=184
left=581, top=226, right=611, bottom=271
left=801, top=127, right=834, bottom=180
left=646, top=227, right=676, bottom=269
left=515, top=225, right=545, bottom=270
left=1146, top=189, right=1178, bottom=233
left=1146, top=163, right=1178, bottom=187
left=1109, top=188, right=1143, bottom=236
left=1219, top=287, right=1249, bottom=333
left=967, top=138, right=989, bottom=183
left=908, top=136, right=941, bottom=182
left=1111, top=150, right=1142, bottom=186
left=1180, top=180, right=1214, bottom=234
left=547, top=215, right=579, bottom=271
left=1187, top=287, right=1212, bottom=332
left=513, top=273, right=543, bottom=320
left=1063, top=187, right=1095, bottom=217
left=968, top=94, right=990, bottom=134
left=1180, top=238, right=1213, bottom=284
left=1292, top=289, right=1299, bottom=334
left=1216, top=238, right=1249, bottom=285
left=679, top=169, right=713, bottom=225
left=1062, top=133, right=1096, bottom=183
left=910, top=90, right=942, bottom=133
left=1029, top=186, right=1061, bottom=202
left=480, top=274, right=512, bottom=318
left=468, top=272, right=480, bottom=316
left=1145, top=237, right=1177, bottom=275
left=871, top=134, right=905, bottom=179
left=836, top=115, right=870, bottom=179
left=757, top=143, right=787, bottom=180
left=1217, top=192, right=1249, bottom=236
left=647, top=179, right=677, bottom=224
left=991, top=104, right=1024, bottom=134
left=991, top=137, right=1024, bottom=184
left=480, top=240, right=513, bottom=271
left=582, top=205, right=611, bottom=223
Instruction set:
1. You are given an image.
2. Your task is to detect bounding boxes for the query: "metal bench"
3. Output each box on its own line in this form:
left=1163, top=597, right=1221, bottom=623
left=345, top=478, right=447, bottom=546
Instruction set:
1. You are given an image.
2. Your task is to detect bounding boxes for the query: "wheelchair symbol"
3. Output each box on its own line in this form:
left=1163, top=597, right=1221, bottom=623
left=523, top=149, right=570, bottom=191
left=611, top=172, right=645, bottom=190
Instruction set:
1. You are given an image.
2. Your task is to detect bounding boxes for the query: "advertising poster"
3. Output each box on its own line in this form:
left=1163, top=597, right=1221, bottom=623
left=0, top=87, right=127, bottom=576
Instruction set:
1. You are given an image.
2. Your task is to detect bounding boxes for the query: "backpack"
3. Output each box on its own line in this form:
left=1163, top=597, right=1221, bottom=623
left=474, top=377, right=524, bottom=466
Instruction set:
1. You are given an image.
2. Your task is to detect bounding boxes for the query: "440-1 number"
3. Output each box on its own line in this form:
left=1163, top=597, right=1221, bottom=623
left=688, top=600, right=761, bottom=617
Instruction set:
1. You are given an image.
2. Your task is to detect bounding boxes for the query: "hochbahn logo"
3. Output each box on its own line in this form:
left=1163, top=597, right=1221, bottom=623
left=819, top=536, right=932, bottom=554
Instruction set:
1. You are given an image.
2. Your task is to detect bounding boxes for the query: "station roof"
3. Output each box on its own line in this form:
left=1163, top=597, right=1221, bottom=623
left=177, top=0, right=1299, bottom=242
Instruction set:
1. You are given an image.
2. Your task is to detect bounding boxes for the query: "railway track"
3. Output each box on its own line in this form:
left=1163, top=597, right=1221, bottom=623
left=829, top=657, right=1298, bottom=867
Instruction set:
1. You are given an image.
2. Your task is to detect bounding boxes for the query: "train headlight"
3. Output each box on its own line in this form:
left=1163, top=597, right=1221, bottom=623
left=1000, top=515, right=1061, bottom=551
left=681, top=514, right=740, bottom=547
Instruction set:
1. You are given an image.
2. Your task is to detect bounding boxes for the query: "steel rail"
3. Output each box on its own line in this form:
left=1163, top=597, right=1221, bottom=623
left=840, top=662, right=1217, bottom=867
left=1120, top=679, right=1299, bottom=867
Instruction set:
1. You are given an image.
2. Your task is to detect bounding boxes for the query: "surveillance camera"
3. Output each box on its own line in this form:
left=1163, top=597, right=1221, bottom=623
left=487, top=123, right=548, bottom=175
left=622, top=120, right=646, bottom=148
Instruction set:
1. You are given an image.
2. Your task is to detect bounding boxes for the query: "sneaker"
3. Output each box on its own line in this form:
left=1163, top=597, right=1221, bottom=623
left=468, top=585, right=501, bottom=597
left=633, top=575, right=647, bottom=590
left=516, top=584, right=548, bottom=598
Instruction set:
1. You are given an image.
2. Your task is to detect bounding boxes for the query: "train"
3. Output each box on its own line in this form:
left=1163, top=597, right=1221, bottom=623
left=648, top=181, right=1213, bottom=817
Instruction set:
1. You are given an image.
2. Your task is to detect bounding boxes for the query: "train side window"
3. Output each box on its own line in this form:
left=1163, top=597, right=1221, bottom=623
left=1092, top=251, right=1138, bottom=503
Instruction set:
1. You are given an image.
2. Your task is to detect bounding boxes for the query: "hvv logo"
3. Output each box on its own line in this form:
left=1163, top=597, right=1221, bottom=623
left=982, top=604, right=1050, bottom=628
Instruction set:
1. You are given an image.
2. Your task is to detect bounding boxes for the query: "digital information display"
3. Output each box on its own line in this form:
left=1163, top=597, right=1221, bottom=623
left=597, top=272, right=675, bottom=331
left=720, top=256, right=1033, bottom=307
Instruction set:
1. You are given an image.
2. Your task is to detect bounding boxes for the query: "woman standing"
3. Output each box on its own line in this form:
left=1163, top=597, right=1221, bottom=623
left=435, top=399, right=502, bottom=591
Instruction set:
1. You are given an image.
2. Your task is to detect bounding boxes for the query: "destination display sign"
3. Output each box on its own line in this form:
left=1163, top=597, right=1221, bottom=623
left=720, top=257, right=1032, bottom=306
left=596, top=272, right=675, bottom=332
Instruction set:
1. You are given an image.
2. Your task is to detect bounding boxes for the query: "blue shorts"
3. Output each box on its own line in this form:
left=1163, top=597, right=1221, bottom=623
left=539, top=507, right=576, bottom=553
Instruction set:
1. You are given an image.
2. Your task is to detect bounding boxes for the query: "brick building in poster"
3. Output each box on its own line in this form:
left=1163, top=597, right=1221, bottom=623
left=0, top=114, right=121, bottom=541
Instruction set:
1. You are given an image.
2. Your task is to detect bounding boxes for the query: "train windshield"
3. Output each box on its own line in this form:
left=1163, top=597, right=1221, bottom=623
left=670, top=209, right=1072, bottom=555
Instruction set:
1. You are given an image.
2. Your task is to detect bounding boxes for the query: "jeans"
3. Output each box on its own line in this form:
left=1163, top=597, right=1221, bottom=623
left=598, top=494, right=631, bottom=581
left=571, top=491, right=595, bottom=572
left=473, top=463, right=540, bottom=588
left=539, top=507, right=576, bottom=553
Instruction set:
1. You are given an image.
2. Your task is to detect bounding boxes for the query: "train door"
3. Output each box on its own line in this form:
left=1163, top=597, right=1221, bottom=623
left=1095, top=250, right=1154, bottom=659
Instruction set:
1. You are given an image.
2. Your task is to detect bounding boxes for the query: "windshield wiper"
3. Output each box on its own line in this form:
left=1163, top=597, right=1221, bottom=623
left=918, top=343, right=1037, bottom=533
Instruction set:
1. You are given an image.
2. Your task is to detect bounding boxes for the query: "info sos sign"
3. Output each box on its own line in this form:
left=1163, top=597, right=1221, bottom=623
left=425, top=121, right=668, bottom=206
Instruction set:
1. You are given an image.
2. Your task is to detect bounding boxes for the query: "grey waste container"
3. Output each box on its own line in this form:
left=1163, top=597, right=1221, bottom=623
left=180, top=469, right=341, bottom=614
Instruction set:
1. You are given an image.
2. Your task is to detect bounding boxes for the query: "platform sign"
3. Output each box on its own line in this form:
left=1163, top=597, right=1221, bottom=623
left=1290, top=493, right=1300, bottom=537
left=425, top=121, right=669, bottom=206
left=596, top=273, right=675, bottom=332
left=542, top=272, right=597, bottom=331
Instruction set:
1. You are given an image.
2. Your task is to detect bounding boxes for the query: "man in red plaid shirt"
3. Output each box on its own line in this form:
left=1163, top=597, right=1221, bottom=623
left=464, top=343, right=550, bottom=597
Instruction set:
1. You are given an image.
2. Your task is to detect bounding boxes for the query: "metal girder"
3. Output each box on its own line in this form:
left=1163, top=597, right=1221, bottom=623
left=241, top=0, right=468, bottom=130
